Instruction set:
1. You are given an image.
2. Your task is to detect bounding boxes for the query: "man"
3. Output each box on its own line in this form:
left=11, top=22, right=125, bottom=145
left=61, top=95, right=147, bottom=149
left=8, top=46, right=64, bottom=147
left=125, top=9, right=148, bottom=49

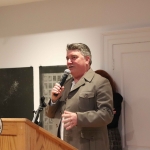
left=46, top=43, right=113, bottom=150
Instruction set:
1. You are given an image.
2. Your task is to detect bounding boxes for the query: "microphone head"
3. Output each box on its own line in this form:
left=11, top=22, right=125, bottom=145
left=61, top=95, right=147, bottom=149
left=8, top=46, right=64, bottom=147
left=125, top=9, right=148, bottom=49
left=64, top=69, right=71, bottom=75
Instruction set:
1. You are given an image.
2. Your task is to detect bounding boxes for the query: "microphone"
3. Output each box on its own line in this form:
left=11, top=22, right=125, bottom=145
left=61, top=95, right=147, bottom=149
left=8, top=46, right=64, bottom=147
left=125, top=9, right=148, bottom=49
left=54, top=69, right=71, bottom=96
left=59, top=69, right=71, bottom=86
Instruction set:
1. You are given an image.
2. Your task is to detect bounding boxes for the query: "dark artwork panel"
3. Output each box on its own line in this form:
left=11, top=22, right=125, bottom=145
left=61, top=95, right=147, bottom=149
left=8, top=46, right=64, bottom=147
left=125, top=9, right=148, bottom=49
left=39, top=65, right=67, bottom=74
left=0, top=67, right=34, bottom=121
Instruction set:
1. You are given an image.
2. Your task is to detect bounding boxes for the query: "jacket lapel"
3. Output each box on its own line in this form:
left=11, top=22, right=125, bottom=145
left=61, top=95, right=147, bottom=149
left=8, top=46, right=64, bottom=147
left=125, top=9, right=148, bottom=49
left=59, top=68, right=95, bottom=101
left=59, top=79, right=72, bottom=102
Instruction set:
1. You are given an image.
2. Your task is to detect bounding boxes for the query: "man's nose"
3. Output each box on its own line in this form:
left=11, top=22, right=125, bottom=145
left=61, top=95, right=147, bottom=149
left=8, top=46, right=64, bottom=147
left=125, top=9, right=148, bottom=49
left=67, top=59, right=72, bottom=63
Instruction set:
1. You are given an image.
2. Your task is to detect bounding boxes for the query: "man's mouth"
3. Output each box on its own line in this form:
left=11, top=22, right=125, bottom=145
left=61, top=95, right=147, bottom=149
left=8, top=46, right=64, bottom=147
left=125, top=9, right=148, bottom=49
left=68, top=66, right=74, bottom=69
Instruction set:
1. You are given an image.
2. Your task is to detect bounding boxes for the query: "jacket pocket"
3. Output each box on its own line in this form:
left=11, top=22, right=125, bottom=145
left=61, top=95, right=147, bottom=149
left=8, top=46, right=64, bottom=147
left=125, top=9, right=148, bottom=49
left=80, top=130, right=106, bottom=150
left=80, top=130, right=102, bottom=140
left=79, top=92, right=95, bottom=111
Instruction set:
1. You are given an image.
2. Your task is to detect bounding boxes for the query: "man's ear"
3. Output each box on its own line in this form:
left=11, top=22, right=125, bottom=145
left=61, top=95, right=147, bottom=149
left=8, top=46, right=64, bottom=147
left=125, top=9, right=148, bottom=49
left=85, top=56, right=90, bottom=64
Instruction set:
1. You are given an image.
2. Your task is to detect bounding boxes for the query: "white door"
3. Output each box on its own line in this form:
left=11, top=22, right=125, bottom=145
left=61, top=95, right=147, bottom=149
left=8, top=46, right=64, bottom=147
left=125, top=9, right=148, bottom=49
left=103, top=28, right=150, bottom=150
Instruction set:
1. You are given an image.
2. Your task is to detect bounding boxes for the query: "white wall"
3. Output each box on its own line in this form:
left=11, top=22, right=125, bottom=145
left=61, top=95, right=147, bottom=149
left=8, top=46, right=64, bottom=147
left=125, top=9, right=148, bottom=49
left=0, top=28, right=103, bottom=109
left=0, top=0, right=150, bottom=109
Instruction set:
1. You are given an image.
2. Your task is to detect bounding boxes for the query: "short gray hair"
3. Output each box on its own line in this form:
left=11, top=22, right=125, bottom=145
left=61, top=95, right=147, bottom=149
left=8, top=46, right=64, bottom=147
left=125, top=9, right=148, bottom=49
left=66, top=43, right=92, bottom=65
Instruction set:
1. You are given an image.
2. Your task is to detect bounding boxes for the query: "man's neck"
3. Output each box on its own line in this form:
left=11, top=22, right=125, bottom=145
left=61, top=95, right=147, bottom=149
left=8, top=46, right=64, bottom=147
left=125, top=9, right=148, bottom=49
left=73, top=68, right=90, bottom=83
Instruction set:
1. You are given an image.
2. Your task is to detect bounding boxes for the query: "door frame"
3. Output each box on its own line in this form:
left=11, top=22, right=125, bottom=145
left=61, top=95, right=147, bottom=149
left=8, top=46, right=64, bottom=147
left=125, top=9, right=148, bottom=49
left=101, top=27, right=150, bottom=149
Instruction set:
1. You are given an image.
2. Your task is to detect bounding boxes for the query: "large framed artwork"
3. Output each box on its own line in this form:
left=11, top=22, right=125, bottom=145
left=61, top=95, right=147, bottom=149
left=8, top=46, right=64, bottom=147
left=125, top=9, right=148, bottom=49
left=39, top=65, right=68, bottom=132
left=0, top=67, right=34, bottom=120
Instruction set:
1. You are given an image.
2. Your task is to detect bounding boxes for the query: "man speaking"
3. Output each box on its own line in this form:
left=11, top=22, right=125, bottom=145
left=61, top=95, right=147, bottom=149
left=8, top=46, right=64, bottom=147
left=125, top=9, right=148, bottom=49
left=46, top=43, right=113, bottom=150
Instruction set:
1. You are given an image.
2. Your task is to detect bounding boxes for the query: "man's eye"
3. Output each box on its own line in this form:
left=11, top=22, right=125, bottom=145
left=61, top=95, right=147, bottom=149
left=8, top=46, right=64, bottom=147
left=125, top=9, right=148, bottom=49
left=72, top=56, right=77, bottom=59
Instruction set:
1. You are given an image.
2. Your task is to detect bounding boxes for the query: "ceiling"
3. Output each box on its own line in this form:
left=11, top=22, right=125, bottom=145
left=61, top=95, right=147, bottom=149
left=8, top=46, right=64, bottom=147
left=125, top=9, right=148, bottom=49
left=0, top=0, right=44, bottom=7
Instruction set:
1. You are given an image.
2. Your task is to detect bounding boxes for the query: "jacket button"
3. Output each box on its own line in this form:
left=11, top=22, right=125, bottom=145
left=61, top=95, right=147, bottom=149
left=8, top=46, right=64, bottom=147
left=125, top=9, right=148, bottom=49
left=84, top=94, right=88, bottom=98
left=56, top=124, right=58, bottom=128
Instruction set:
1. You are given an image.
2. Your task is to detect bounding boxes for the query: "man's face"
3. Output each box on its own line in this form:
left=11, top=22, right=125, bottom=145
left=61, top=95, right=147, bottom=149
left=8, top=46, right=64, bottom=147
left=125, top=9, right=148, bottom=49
left=66, top=50, right=90, bottom=78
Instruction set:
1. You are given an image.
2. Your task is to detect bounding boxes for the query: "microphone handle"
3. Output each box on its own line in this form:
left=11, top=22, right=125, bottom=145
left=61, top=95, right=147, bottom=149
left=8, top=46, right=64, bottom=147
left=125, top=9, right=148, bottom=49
left=59, top=73, right=68, bottom=86
left=54, top=74, right=68, bottom=96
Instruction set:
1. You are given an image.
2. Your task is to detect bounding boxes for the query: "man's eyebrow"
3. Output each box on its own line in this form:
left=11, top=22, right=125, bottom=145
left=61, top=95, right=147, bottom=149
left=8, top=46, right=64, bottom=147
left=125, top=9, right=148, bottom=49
left=66, top=54, right=78, bottom=58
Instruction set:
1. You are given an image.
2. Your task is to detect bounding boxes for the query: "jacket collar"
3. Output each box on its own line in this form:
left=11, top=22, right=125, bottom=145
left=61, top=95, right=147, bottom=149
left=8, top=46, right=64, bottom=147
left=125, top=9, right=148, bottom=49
left=71, top=68, right=94, bottom=91
left=60, top=68, right=95, bottom=101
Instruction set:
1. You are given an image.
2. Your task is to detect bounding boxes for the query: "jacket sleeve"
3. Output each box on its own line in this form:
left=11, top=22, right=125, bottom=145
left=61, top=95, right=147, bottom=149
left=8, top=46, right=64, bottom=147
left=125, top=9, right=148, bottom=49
left=45, top=99, right=60, bottom=118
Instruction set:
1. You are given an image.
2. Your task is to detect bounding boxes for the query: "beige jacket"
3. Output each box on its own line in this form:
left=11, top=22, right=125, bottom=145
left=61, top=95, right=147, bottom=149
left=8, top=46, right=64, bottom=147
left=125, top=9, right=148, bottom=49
left=46, top=68, right=113, bottom=150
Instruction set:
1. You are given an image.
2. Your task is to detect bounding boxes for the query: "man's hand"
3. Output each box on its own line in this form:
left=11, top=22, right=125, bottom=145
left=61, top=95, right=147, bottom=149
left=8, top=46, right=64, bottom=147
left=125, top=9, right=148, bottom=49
left=62, top=111, right=77, bottom=130
left=51, top=83, right=64, bottom=102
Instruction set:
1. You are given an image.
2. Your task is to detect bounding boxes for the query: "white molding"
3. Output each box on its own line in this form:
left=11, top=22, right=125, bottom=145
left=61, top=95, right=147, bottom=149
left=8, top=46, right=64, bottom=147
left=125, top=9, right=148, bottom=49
left=102, top=27, right=150, bottom=72
left=101, top=27, right=150, bottom=150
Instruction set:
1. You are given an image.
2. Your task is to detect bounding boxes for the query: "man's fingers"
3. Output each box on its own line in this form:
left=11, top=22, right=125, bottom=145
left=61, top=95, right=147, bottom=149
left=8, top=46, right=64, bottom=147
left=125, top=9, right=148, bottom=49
left=63, top=117, right=71, bottom=123
left=64, top=120, right=73, bottom=130
left=62, top=111, right=77, bottom=130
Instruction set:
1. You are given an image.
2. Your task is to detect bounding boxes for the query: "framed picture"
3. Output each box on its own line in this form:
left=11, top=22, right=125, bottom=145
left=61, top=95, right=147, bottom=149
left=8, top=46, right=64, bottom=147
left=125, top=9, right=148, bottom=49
left=0, top=67, right=34, bottom=120
left=39, top=65, right=67, bottom=131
